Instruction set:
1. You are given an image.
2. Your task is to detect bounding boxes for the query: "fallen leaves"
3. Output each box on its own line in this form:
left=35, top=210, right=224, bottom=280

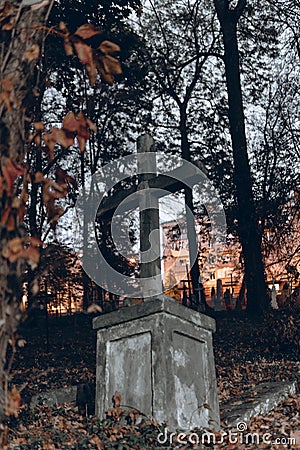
left=2, top=236, right=42, bottom=268
left=87, top=304, right=103, bottom=314
left=89, top=435, right=104, bottom=449
left=17, top=339, right=27, bottom=348
left=113, top=391, right=122, bottom=408
left=6, top=385, right=21, bottom=418
left=6, top=313, right=300, bottom=449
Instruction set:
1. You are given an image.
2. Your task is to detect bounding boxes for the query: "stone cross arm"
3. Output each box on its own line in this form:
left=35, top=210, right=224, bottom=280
left=96, top=165, right=201, bottom=221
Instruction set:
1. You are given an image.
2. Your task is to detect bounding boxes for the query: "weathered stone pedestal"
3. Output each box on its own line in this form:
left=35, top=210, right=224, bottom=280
left=93, top=296, right=220, bottom=430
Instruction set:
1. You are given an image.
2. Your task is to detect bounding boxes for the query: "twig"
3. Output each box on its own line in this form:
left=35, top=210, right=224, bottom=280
left=0, top=1, right=23, bottom=75
left=36, top=0, right=56, bottom=89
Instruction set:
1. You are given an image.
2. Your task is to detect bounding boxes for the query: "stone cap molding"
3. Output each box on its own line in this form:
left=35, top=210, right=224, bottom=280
left=93, top=295, right=216, bottom=333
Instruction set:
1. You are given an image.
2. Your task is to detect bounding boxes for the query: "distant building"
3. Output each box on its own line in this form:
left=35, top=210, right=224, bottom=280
left=161, top=220, right=243, bottom=303
left=161, top=212, right=300, bottom=306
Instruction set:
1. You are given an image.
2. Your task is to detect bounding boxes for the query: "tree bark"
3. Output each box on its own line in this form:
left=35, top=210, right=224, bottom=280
left=213, top=0, right=269, bottom=317
left=0, top=1, right=50, bottom=424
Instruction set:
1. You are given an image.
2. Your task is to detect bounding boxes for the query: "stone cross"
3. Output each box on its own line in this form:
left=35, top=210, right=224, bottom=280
left=137, top=134, right=162, bottom=299
left=93, top=134, right=220, bottom=431
left=96, top=134, right=207, bottom=308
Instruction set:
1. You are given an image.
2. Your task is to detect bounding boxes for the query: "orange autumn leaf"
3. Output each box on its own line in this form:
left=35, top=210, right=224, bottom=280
left=99, top=55, right=122, bottom=85
left=86, top=117, right=97, bottom=133
left=112, top=392, right=122, bottom=408
left=55, top=166, right=78, bottom=190
left=74, top=41, right=94, bottom=66
left=2, top=237, right=42, bottom=268
left=43, top=178, right=68, bottom=203
left=64, top=37, right=74, bottom=56
left=43, top=127, right=74, bottom=159
left=89, top=435, right=104, bottom=450
left=6, top=385, right=21, bottom=418
left=0, top=2, right=14, bottom=30
left=63, top=112, right=79, bottom=132
left=59, top=21, right=74, bottom=56
left=75, top=24, right=102, bottom=40
left=0, top=74, right=15, bottom=111
left=34, top=171, right=44, bottom=183
left=59, top=22, right=121, bottom=86
left=51, top=128, right=74, bottom=148
left=42, top=113, right=96, bottom=155
left=1, top=157, right=24, bottom=196
left=76, top=117, right=91, bottom=152
left=203, top=403, right=211, bottom=410
left=97, top=41, right=122, bottom=85
left=85, top=58, right=98, bottom=86
left=63, top=112, right=97, bottom=152
left=102, top=54, right=122, bottom=76
left=0, top=205, right=15, bottom=230
left=99, top=40, right=121, bottom=55
left=33, top=121, right=45, bottom=131
left=42, top=177, right=68, bottom=229
left=24, top=44, right=40, bottom=62
left=76, top=112, right=92, bottom=139
left=34, top=167, right=77, bottom=229
left=2, top=75, right=14, bottom=92
left=63, top=111, right=97, bottom=134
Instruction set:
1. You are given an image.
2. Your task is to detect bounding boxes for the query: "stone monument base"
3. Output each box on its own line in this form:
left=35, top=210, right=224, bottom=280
left=93, top=296, right=220, bottom=431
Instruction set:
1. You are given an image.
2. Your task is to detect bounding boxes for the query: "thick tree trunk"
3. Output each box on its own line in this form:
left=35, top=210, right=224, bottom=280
left=0, top=1, right=50, bottom=424
left=214, top=0, right=269, bottom=317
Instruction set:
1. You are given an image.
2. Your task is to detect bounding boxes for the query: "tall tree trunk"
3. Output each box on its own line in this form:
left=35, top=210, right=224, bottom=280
left=214, top=0, right=269, bottom=317
left=80, top=152, right=90, bottom=311
left=179, top=107, right=206, bottom=312
left=0, top=1, right=50, bottom=425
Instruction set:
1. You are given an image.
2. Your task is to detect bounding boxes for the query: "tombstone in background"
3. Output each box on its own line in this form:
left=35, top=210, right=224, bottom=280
left=211, top=286, right=216, bottom=308
left=214, top=279, right=223, bottom=311
left=93, top=134, right=220, bottom=431
left=271, top=284, right=278, bottom=310
left=224, top=288, right=231, bottom=310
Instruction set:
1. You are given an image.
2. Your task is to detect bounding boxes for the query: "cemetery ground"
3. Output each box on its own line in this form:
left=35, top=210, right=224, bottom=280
left=5, top=307, right=300, bottom=449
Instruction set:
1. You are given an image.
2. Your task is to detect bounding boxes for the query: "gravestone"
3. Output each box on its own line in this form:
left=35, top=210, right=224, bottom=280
left=93, top=134, right=220, bottom=430
left=214, top=279, right=223, bottom=311
left=271, top=284, right=278, bottom=310
left=94, top=296, right=219, bottom=430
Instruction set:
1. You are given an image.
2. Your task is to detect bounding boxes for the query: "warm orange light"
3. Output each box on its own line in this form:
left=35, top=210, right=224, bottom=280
left=128, top=257, right=137, bottom=265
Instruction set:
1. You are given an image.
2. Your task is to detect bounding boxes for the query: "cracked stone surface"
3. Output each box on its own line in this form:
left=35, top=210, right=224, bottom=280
left=220, top=381, right=297, bottom=427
